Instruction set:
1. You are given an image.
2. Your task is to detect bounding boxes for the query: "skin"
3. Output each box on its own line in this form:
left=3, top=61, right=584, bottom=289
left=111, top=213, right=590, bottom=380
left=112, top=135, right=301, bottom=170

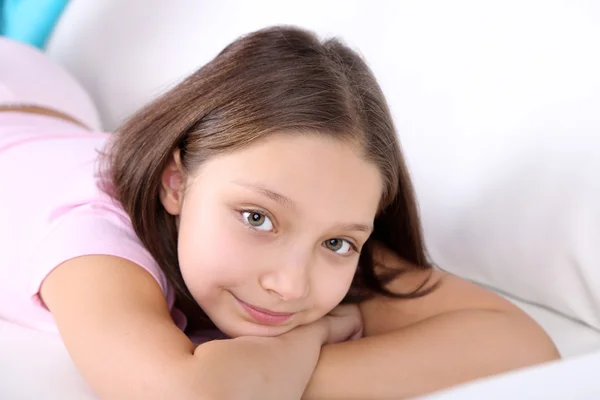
left=162, top=133, right=381, bottom=339
left=40, top=131, right=560, bottom=399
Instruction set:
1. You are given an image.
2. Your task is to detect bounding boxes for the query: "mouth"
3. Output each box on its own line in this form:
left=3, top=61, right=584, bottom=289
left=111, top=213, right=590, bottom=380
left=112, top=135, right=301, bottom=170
left=233, top=295, right=295, bottom=325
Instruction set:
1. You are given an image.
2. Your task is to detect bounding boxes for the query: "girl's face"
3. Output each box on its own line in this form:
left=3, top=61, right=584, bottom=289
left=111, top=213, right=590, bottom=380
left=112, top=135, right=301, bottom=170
left=161, top=133, right=382, bottom=338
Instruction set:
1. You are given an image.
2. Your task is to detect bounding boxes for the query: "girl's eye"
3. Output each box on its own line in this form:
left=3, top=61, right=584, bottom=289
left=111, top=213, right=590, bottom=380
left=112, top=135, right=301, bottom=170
left=323, top=238, right=354, bottom=255
left=242, top=211, right=274, bottom=231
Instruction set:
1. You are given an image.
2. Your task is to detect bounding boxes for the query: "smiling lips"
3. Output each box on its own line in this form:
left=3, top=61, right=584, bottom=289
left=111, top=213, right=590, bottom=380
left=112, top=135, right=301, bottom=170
left=235, top=297, right=295, bottom=325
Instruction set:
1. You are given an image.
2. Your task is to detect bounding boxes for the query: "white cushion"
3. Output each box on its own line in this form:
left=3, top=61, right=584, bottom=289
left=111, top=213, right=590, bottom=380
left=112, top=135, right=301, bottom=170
left=47, top=0, right=600, bottom=329
left=0, top=320, right=95, bottom=400
left=417, top=348, right=600, bottom=400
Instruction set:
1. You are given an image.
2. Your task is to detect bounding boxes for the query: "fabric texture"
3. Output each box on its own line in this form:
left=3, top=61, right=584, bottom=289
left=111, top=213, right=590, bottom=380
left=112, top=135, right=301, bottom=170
left=1, top=0, right=70, bottom=49
left=0, top=37, right=183, bottom=332
left=0, top=37, right=101, bottom=130
left=0, top=114, right=184, bottom=332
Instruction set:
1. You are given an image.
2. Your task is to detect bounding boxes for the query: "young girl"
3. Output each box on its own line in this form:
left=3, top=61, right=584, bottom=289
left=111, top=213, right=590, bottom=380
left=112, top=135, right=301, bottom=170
left=0, top=26, right=558, bottom=399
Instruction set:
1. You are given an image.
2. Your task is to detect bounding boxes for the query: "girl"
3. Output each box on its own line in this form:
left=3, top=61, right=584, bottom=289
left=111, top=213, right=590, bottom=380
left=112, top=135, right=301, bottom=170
left=0, top=26, right=559, bottom=399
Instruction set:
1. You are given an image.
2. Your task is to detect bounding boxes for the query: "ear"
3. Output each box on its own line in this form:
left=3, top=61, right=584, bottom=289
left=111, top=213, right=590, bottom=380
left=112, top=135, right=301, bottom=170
left=159, top=149, right=185, bottom=215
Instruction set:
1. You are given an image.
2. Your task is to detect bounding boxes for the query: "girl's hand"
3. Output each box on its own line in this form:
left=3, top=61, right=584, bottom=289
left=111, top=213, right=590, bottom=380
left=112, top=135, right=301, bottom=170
left=319, top=304, right=363, bottom=345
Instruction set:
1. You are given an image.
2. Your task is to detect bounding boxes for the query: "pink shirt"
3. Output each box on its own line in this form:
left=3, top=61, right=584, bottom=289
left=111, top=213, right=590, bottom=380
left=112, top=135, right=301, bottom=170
left=0, top=112, right=186, bottom=332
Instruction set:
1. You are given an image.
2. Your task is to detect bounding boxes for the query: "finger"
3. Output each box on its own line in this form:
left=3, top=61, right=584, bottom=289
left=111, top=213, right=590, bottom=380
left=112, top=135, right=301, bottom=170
left=349, top=327, right=363, bottom=341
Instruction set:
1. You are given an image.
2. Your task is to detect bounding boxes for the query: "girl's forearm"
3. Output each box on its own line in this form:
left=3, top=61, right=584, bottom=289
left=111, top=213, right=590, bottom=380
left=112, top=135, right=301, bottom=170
left=302, top=310, right=559, bottom=400
left=191, top=323, right=326, bottom=400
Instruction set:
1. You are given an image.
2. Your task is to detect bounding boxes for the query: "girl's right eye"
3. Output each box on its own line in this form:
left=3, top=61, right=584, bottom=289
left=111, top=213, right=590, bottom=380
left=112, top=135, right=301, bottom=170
left=241, top=211, right=274, bottom=232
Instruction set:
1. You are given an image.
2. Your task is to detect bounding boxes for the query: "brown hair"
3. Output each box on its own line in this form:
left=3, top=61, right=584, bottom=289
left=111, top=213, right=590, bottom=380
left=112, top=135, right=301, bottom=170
left=107, top=26, right=433, bottom=330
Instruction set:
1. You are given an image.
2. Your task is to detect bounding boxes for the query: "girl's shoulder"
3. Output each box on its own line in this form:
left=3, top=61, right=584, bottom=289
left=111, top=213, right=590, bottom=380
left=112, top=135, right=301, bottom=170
left=0, top=123, right=181, bottom=332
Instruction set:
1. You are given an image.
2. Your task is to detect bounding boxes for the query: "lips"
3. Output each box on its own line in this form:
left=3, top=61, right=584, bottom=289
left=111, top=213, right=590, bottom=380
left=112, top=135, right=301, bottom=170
left=234, top=296, right=295, bottom=325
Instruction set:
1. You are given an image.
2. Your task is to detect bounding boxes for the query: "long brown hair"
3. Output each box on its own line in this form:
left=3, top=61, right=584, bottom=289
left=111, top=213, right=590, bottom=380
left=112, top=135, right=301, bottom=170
left=107, top=26, right=432, bottom=330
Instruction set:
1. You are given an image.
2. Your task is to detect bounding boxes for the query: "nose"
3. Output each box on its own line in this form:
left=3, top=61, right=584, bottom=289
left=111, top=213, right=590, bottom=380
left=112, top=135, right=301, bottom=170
left=259, top=251, right=311, bottom=301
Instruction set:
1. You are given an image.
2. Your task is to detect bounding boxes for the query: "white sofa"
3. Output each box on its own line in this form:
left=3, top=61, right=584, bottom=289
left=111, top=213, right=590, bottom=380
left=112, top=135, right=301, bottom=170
left=1, top=0, right=599, bottom=398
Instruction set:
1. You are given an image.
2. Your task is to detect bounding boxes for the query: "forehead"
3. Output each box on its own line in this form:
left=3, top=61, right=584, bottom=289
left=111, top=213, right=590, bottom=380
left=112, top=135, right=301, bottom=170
left=195, top=133, right=383, bottom=221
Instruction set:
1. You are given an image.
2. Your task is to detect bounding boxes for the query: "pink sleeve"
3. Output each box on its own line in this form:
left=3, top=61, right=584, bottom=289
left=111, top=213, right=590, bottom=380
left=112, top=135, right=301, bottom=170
left=29, top=203, right=173, bottom=312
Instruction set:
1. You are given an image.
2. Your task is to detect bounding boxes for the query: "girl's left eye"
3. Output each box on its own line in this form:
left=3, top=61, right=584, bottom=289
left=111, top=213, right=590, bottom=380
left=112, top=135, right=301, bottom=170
left=241, top=211, right=274, bottom=231
left=323, top=238, right=354, bottom=255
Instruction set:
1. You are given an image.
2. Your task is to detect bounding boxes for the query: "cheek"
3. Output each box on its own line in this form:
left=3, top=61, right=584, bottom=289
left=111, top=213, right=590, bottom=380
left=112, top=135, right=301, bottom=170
left=311, top=263, right=357, bottom=312
left=177, top=204, right=258, bottom=296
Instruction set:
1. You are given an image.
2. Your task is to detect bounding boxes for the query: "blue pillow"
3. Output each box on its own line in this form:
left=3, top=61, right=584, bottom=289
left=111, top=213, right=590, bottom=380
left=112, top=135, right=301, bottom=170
left=1, top=0, right=69, bottom=49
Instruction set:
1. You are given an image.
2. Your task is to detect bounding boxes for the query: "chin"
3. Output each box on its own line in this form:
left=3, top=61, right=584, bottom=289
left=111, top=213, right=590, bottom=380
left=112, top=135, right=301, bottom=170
left=218, top=320, right=296, bottom=338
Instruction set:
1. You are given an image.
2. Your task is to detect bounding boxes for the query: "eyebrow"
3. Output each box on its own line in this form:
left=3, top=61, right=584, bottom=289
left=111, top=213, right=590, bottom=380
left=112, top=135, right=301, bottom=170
left=232, top=180, right=373, bottom=233
left=233, top=180, right=298, bottom=210
left=336, top=223, right=373, bottom=234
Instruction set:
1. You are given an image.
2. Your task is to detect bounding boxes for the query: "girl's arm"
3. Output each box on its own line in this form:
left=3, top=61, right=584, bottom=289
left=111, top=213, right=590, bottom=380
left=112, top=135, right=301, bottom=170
left=302, top=258, right=560, bottom=399
left=41, top=255, right=352, bottom=400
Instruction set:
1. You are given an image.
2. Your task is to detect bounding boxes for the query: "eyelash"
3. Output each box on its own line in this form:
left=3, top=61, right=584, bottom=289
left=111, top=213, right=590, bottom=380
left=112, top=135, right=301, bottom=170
left=238, top=208, right=360, bottom=255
